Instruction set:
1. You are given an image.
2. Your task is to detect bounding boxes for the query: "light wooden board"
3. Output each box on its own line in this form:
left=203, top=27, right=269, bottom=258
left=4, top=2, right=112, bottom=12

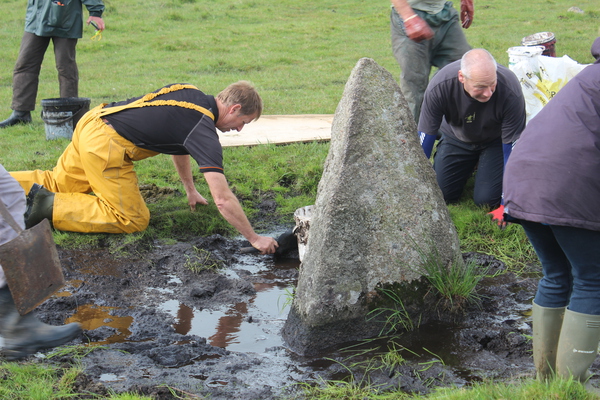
left=218, top=114, right=333, bottom=147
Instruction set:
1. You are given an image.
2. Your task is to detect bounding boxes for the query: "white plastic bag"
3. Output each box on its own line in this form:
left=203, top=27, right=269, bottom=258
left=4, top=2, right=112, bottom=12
left=508, top=47, right=589, bottom=123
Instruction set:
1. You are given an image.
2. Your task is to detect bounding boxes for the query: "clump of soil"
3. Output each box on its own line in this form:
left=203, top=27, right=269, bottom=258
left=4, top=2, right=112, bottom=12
left=12, top=232, right=600, bottom=399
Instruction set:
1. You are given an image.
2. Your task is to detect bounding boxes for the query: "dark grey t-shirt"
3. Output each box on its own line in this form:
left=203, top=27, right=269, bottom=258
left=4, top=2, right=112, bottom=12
left=418, top=60, right=526, bottom=145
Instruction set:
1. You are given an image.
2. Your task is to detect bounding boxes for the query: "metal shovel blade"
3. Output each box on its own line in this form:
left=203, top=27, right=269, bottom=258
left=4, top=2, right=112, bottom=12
left=0, top=219, right=65, bottom=315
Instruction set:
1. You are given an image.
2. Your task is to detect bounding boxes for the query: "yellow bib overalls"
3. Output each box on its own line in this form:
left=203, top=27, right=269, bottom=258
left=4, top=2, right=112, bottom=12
left=11, top=84, right=214, bottom=233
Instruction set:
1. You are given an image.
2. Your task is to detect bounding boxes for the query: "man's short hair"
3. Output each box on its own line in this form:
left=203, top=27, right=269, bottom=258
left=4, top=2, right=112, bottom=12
left=217, top=81, right=263, bottom=120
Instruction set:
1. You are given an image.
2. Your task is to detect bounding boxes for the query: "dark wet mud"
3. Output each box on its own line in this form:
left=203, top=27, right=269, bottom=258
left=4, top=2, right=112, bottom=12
left=12, top=231, right=600, bottom=399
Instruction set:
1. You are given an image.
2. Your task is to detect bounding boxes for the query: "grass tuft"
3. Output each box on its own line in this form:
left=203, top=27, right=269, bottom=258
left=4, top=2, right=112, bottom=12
left=418, top=250, right=486, bottom=313
left=184, top=246, right=223, bottom=273
left=367, top=288, right=419, bottom=335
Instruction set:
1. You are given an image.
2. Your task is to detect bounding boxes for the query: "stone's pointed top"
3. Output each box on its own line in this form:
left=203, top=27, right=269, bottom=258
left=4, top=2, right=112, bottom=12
left=353, top=57, right=379, bottom=70
left=332, top=57, right=416, bottom=140
left=343, top=57, right=402, bottom=95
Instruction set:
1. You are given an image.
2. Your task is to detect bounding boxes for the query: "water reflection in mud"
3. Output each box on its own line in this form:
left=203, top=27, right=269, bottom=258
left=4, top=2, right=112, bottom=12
left=66, top=304, right=133, bottom=345
left=160, top=258, right=297, bottom=353
left=65, top=249, right=298, bottom=354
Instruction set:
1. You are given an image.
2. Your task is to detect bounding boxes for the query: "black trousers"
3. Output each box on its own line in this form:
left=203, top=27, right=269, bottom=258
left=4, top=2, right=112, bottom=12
left=433, top=134, right=503, bottom=207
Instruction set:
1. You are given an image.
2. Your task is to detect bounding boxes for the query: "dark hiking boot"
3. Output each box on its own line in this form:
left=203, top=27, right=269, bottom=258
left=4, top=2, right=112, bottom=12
left=0, top=286, right=81, bottom=360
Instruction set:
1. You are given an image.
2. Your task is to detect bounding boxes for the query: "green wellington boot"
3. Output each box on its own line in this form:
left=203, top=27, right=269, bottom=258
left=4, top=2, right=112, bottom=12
left=24, top=184, right=55, bottom=229
left=0, top=286, right=81, bottom=360
left=532, top=302, right=565, bottom=380
left=556, top=309, right=600, bottom=383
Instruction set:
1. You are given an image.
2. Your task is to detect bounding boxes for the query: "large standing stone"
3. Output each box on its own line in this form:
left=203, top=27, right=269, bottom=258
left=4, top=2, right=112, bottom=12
left=282, top=58, right=463, bottom=356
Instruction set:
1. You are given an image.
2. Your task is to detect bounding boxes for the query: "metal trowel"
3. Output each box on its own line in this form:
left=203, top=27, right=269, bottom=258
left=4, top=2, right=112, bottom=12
left=240, top=228, right=298, bottom=258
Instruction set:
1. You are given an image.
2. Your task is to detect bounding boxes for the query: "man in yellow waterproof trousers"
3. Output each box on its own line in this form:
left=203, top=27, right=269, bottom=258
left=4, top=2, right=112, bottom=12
left=11, top=82, right=278, bottom=255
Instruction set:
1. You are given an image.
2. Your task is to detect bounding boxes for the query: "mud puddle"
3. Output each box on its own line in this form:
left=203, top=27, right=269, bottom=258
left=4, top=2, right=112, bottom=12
left=11, top=235, right=600, bottom=399
left=158, top=256, right=297, bottom=353
left=64, top=249, right=297, bottom=354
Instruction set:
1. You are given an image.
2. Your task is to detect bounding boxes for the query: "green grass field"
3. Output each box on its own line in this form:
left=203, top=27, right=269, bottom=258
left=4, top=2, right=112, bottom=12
left=0, top=0, right=599, bottom=398
left=1, top=0, right=598, bottom=117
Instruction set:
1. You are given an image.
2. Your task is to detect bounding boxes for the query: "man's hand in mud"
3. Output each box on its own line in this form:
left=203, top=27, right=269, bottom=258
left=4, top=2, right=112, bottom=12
left=251, top=236, right=279, bottom=255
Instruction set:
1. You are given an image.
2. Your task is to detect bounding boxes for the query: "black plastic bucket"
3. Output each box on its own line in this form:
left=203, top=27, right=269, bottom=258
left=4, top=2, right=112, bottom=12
left=41, top=97, right=91, bottom=140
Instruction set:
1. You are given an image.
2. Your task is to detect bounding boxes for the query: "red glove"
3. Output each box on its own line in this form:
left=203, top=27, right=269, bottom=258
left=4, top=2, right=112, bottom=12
left=488, top=204, right=506, bottom=229
left=460, top=0, right=474, bottom=28
left=404, top=15, right=434, bottom=42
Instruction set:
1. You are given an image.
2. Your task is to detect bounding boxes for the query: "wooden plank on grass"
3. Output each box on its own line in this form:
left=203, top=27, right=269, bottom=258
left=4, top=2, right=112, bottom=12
left=218, top=115, right=333, bottom=147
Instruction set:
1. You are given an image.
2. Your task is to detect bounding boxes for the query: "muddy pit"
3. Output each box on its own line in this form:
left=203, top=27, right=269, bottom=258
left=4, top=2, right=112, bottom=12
left=10, top=228, right=600, bottom=399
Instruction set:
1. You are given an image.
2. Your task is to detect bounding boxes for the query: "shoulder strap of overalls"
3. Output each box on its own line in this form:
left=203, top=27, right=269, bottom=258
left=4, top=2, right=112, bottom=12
left=96, top=84, right=215, bottom=120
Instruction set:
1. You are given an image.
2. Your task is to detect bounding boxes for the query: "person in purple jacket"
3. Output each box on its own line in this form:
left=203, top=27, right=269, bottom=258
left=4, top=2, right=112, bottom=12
left=418, top=48, right=525, bottom=209
left=503, top=37, right=600, bottom=387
